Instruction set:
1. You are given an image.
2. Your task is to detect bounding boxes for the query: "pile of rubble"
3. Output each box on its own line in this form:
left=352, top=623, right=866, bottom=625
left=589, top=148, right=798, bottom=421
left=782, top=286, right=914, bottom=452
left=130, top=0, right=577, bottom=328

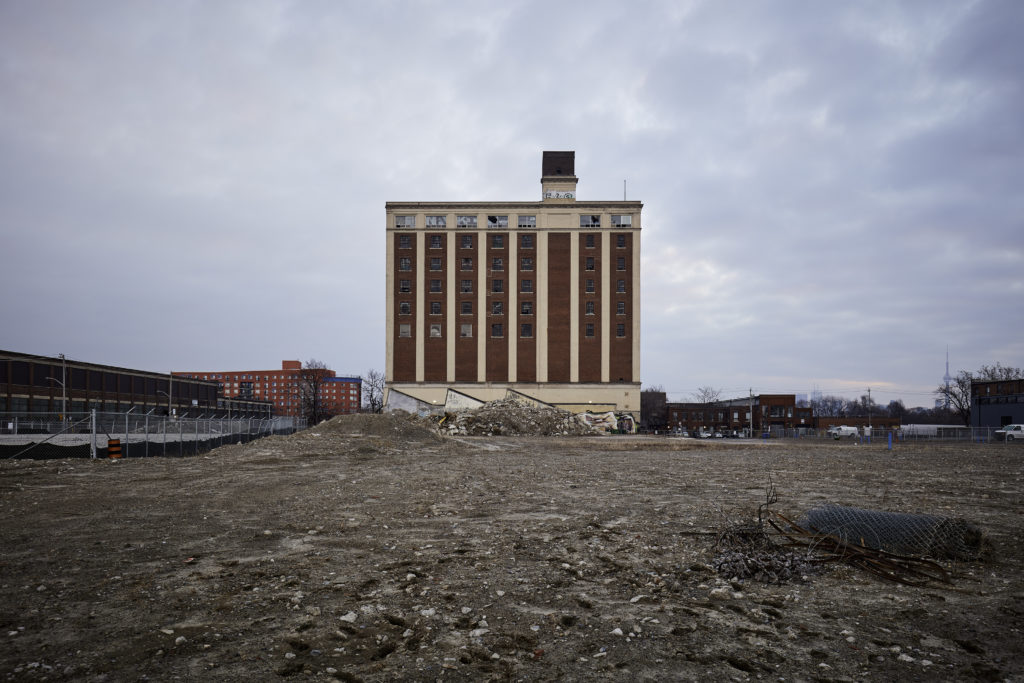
left=433, top=398, right=597, bottom=437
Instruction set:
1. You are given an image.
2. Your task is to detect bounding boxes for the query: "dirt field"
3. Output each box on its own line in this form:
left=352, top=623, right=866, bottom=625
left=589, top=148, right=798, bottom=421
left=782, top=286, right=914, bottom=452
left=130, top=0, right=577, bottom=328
left=2, top=414, right=1022, bottom=682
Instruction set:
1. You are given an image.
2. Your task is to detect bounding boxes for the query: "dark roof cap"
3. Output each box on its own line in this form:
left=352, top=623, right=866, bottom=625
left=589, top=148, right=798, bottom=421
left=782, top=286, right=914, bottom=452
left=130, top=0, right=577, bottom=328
left=542, top=151, right=575, bottom=177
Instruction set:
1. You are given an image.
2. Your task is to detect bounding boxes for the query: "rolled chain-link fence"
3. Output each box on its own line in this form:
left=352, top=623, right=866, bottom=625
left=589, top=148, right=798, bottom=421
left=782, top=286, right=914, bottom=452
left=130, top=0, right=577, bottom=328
left=798, top=504, right=985, bottom=560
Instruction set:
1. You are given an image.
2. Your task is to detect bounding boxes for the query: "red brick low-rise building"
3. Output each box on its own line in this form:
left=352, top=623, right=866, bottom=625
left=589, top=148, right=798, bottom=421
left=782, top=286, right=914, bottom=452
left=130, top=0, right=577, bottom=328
left=664, top=394, right=814, bottom=435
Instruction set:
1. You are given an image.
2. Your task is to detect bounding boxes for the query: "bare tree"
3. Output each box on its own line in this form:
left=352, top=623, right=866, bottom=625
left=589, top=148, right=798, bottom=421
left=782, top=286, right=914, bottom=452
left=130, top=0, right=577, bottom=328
left=362, top=369, right=385, bottom=414
left=936, top=370, right=973, bottom=426
left=977, top=363, right=1023, bottom=380
left=886, top=399, right=907, bottom=421
left=693, top=386, right=722, bottom=404
left=810, top=395, right=848, bottom=418
left=298, top=359, right=333, bottom=425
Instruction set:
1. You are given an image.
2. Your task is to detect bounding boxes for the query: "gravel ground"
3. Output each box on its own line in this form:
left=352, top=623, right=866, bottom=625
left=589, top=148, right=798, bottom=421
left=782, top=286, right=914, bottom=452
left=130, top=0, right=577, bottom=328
left=1, top=414, right=1022, bottom=682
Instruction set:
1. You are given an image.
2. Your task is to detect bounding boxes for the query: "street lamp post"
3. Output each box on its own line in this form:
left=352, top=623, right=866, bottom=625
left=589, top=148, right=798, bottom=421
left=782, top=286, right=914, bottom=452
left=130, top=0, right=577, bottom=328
left=157, top=390, right=172, bottom=417
left=46, top=377, right=66, bottom=418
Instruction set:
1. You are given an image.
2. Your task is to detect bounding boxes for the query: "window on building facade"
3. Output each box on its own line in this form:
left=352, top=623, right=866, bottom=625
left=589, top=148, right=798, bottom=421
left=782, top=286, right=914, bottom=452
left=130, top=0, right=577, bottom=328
left=430, top=279, right=442, bottom=293
left=430, top=235, right=443, bottom=249
left=492, top=257, right=503, bottom=271
left=491, top=323, right=503, bottom=337
left=395, top=215, right=415, bottom=228
left=430, top=301, right=441, bottom=315
left=430, top=257, right=442, bottom=271
left=457, top=215, right=477, bottom=228
left=580, top=215, right=601, bottom=228
left=585, top=279, right=595, bottom=293
left=461, top=279, right=473, bottom=293
left=461, top=257, right=473, bottom=270
left=617, top=279, right=626, bottom=293
left=460, top=324, right=472, bottom=338
left=521, top=323, right=533, bottom=338
left=617, top=301, right=626, bottom=315
left=617, top=234, right=626, bottom=248
left=521, top=301, right=533, bottom=315
left=399, top=301, right=411, bottom=315
left=521, top=234, right=534, bottom=248
left=399, top=279, right=411, bottom=293
left=492, top=234, right=504, bottom=248
left=616, top=323, right=626, bottom=337
left=585, top=323, right=594, bottom=337
left=461, top=301, right=473, bottom=315
left=585, top=234, right=595, bottom=248
left=487, top=215, right=509, bottom=228
left=492, top=301, right=503, bottom=315
left=461, top=234, right=473, bottom=249
left=430, top=324, right=442, bottom=338
left=399, top=235, right=411, bottom=249
left=399, top=324, right=411, bottom=337
left=426, top=215, right=446, bottom=228
left=585, top=300, right=595, bottom=315
left=492, top=279, right=503, bottom=293
left=521, top=257, right=533, bottom=271
left=585, top=256, right=595, bottom=271
left=518, top=215, right=536, bottom=229
left=398, top=257, right=412, bottom=271
left=617, top=256, right=626, bottom=271
left=521, top=279, right=533, bottom=293
left=611, top=215, right=632, bottom=227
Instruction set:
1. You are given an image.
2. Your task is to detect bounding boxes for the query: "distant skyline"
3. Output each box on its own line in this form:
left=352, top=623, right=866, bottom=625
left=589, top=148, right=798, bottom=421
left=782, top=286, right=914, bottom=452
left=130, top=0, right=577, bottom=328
left=1, top=1, right=1021, bottom=410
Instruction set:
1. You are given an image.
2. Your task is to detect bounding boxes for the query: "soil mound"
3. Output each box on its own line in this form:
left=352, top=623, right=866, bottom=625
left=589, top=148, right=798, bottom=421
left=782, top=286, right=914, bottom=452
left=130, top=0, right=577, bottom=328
left=313, top=411, right=444, bottom=444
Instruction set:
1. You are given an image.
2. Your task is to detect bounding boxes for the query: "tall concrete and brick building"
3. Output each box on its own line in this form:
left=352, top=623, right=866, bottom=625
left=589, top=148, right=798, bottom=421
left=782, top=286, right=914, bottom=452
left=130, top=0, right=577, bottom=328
left=385, top=151, right=642, bottom=414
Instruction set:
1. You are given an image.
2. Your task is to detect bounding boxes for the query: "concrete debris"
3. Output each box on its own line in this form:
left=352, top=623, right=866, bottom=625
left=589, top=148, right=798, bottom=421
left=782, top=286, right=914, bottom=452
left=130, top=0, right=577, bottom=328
left=432, top=398, right=597, bottom=437
left=577, top=410, right=637, bottom=434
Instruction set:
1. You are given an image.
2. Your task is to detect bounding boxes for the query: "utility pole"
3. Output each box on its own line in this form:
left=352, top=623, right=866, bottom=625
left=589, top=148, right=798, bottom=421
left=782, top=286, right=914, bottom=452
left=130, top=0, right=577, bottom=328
left=59, top=353, right=66, bottom=419
left=867, top=387, right=872, bottom=433
left=749, top=388, right=754, bottom=438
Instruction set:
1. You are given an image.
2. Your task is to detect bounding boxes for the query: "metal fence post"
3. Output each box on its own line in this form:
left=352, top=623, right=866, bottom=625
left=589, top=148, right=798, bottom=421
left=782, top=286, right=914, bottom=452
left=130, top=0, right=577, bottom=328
left=90, top=409, right=97, bottom=459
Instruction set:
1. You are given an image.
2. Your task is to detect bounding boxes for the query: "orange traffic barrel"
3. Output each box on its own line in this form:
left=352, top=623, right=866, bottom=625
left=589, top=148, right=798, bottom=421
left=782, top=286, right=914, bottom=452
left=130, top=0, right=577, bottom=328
left=108, top=439, right=122, bottom=459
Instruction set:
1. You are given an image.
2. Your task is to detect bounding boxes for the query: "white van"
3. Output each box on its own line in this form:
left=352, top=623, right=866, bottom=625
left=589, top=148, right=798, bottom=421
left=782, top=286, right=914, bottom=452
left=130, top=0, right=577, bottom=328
left=827, top=425, right=858, bottom=439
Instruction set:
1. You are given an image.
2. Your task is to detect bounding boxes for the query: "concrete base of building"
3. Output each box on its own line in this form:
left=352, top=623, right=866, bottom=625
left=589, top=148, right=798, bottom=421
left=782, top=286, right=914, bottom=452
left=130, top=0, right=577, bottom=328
left=384, top=382, right=641, bottom=417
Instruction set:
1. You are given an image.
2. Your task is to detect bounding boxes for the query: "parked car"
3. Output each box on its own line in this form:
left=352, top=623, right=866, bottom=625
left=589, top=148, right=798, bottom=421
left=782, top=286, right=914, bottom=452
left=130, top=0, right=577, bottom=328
left=994, top=424, right=1024, bottom=442
left=827, top=426, right=859, bottom=439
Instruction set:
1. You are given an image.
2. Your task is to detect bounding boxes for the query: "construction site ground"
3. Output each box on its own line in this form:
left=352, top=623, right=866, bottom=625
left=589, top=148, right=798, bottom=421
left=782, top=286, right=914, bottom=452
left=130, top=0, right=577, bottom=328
left=1, top=414, right=1022, bottom=682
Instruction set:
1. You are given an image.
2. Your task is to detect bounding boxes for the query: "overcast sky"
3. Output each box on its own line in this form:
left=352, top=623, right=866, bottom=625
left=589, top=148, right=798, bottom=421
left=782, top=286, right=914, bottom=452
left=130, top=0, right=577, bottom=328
left=1, top=0, right=1021, bottom=408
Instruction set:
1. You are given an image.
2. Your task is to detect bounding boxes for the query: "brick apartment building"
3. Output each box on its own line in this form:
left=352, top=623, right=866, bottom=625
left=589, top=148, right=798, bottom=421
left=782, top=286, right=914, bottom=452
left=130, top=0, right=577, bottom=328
left=385, top=151, right=642, bottom=415
left=174, top=361, right=361, bottom=417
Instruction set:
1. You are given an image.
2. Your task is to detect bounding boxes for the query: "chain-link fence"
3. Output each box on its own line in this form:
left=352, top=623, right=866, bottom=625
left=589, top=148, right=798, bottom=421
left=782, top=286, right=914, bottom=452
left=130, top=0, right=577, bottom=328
left=0, top=411, right=306, bottom=459
left=798, top=504, right=985, bottom=560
